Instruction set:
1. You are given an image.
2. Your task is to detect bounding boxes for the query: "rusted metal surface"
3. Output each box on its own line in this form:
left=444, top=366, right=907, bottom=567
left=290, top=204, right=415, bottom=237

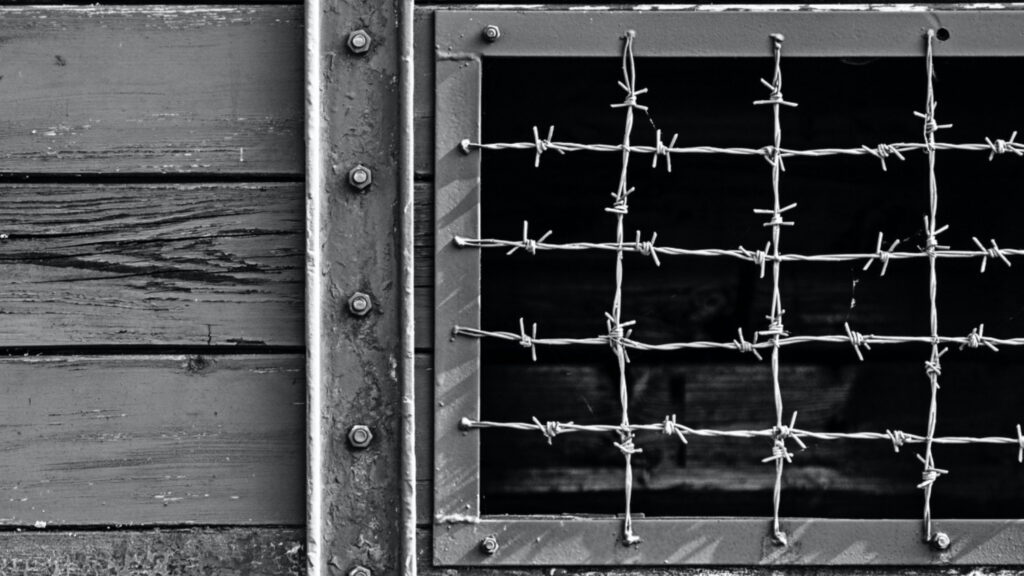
left=436, top=10, right=1024, bottom=57
left=307, top=0, right=405, bottom=574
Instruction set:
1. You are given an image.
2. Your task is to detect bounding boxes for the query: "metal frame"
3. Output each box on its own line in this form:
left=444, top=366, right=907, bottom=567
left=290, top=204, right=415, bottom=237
left=434, top=8, right=1024, bottom=567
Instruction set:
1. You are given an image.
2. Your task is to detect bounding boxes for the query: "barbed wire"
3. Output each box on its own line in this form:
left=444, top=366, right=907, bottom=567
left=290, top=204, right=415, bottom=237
left=449, top=29, right=1024, bottom=549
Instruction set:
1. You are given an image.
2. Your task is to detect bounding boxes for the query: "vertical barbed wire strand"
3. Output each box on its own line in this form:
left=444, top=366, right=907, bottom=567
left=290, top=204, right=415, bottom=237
left=918, top=29, right=951, bottom=546
left=753, top=33, right=798, bottom=547
left=609, top=29, right=645, bottom=546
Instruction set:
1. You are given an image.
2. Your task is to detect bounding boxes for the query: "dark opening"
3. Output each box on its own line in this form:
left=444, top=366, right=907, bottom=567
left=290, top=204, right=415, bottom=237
left=478, top=57, right=1024, bottom=519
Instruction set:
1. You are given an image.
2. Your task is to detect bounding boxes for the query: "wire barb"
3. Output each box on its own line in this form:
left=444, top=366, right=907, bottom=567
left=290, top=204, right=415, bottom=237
left=652, top=129, right=679, bottom=172
left=505, top=220, right=553, bottom=256
left=633, top=230, right=661, bottom=266
left=972, top=236, right=1012, bottom=273
left=733, top=327, right=763, bottom=361
left=844, top=322, right=871, bottom=361
left=531, top=125, right=564, bottom=168
left=985, top=131, right=1022, bottom=161
left=862, top=143, right=906, bottom=171
left=863, top=232, right=900, bottom=276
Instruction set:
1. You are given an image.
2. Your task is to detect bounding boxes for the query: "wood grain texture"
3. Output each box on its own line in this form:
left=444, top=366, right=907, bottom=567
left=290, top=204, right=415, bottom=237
left=0, top=6, right=302, bottom=175
left=0, top=182, right=303, bottom=346
left=1, top=528, right=305, bottom=576
left=0, top=355, right=304, bottom=526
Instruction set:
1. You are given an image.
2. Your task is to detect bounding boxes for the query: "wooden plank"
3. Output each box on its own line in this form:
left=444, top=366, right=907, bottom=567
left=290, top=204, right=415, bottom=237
left=1, top=528, right=304, bottom=576
left=0, top=182, right=303, bottom=346
left=0, top=6, right=302, bottom=175
left=0, top=355, right=304, bottom=526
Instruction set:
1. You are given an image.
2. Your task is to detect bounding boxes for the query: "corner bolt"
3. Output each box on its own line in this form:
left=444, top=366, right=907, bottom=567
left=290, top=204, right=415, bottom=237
left=931, top=532, right=951, bottom=551
left=482, top=25, right=501, bottom=43
left=479, top=534, right=499, bottom=555
left=348, top=165, right=373, bottom=191
left=348, top=292, right=372, bottom=317
left=348, top=425, right=373, bottom=449
left=348, top=30, right=372, bottom=54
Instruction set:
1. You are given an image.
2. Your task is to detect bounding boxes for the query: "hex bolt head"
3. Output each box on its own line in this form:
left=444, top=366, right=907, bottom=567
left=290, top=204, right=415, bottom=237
left=348, top=425, right=373, bottom=449
left=348, top=566, right=371, bottom=576
left=479, top=534, right=499, bottom=555
left=348, top=165, right=373, bottom=191
left=347, top=30, right=372, bottom=54
left=931, top=532, right=951, bottom=551
left=482, top=25, right=501, bottom=43
left=348, top=292, right=372, bottom=316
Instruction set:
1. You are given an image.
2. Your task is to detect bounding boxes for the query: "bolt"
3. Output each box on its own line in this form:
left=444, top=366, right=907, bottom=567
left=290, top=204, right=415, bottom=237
left=479, top=534, right=499, bottom=555
left=347, top=30, right=371, bottom=54
left=931, top=532, right=951, bottom=551
left=482, top=25, right=501, bottom=43
left=348, top=165, right=373, bottom=191
left=348, top=425, right=373, bottom=449
left=348, top=292, right=372, bottom=316
left=348, top=566, right=371, bottom=576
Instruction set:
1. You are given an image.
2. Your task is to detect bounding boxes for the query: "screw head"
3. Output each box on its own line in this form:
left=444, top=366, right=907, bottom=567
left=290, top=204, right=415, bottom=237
left=348, top=30, right=371, bottom=54
left=482, top=25, right=501, bottom=43
left=348, top=425, right=373, bottom=449
left=348, top=566, right=371, bottom=576
left=348, top=165, right=373, bottom=190
left=479, top=534, right=499, bottom=555
left=348, top=292, right=372, bottom=316
left=931, top=532, right=951, bottom=551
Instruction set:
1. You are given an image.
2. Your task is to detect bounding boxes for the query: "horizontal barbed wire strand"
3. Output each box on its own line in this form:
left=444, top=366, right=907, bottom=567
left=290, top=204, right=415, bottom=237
left=458, top=416, right=1024, bottom=459
left=453, top=322, right=1018, bottom=356
left=456, top=227, right=1017, bottom=274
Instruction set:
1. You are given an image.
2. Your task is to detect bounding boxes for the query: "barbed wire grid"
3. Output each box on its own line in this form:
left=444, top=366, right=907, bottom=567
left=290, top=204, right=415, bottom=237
left=447, top=29, right=1024, bottom=550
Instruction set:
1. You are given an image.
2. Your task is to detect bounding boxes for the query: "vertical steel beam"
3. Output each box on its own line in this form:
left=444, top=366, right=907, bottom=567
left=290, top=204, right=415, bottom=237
left=307, top=0, right=413, bottom=572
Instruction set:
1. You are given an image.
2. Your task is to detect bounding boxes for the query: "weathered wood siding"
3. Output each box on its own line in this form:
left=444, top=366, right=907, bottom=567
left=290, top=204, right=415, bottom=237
left=0, top=7, right=302, bottom=175
left=0, top=4, right=307, bottom=571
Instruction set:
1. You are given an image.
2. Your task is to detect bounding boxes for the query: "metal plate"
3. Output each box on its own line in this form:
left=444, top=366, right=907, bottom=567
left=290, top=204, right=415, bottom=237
left=433, top=8, right=1024, bottom=566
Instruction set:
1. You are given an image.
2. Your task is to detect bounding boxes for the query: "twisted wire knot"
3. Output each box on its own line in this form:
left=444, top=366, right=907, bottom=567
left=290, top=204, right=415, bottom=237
left=916, top=454, right=949, bottom=489
left=517, top=317, right=539, bottom=361
left=506, top=221, right=553, bottom=256
left=531, top=416, right=570, bottom=445
left=886, top=429, right=907, bottom=453
left=924, top=347, right=947, bottom=382
left=961, top=324, right=999, bottom=352
left=732, top=327, right=763, bottom=361
left=914, top=103, right=952, bottom=144
left=863, top=232, right=900, bottom=276
left=862, top=143, right=905, bottom=171
left=762, top=413, right=806, bottom=463
left=986, top=131, right=1021, bottom=161
left=662, top=414, right=688, bottom=444
left=605, top=186, right=634, bottom=215
left=531, top=125, right=563, bottom=168
left=633, top=231, right=661, bottom=266
left=604, top=312, right=636, bottom=363
left=753, top=78, right=799, bottom=109
left=923, top=216, right=950, bottom=252
left=758, top=146, right=787, bottom=171
left=844, top=322, right=872, bottom=361
left=755, top=202, right=797, bottom=229
left=738, top=242, right=771, bottom=279
left=972, top=236, right=1012, bottom=273
left=652, top=129, right=679, bottom=172
left=759, top=310, right=788, bottom=339
left=613, top=434, right=643, bottom=456
left=1017, top=424, right=1024, bottom=463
